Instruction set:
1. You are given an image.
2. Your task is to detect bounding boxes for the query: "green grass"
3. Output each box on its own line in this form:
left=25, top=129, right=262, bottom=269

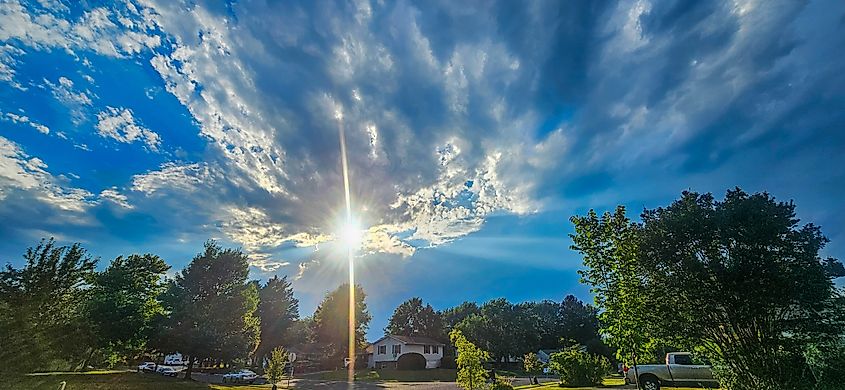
left=2, top=372, right=208, bottom=390
left=1, top=372, right=285, bottom=390
left=513, top=376, right=718, bottom=390
left=303, top=368, right=457, bottom=382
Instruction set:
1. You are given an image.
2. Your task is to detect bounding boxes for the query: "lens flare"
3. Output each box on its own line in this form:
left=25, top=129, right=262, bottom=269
left=336, top=105, right=356, bottom=385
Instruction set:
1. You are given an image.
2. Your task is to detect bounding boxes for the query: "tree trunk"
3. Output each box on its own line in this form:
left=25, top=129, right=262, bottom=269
left=184, top=356, right=195, bottom=380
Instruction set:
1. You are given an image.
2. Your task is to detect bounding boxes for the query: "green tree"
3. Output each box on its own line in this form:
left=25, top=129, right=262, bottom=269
left=266, top=346, right=288, bottom=388
left=312, top=283, right=371, bottom=367
left=636, top=189, right=845, bottom=389
left=570, top=206, right=659, bottom=366
left=385, top=297, right=444, bottom=340
left=451, top=329, right=489, bottom=390
left=158, top=241, right=260, bottom=379
left=88, top=254, right=170, bottom=365
left=0, top=239, right=97, bottom=372
left=523, top=351, right=543, bottom=375
left=255, top=276, right=299, bottom=363
left=571, top=189, right=845, bottom=390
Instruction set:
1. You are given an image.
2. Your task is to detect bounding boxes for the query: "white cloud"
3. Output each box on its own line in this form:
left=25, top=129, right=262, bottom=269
left=95, top=106, right=161, bottom=151
left=0, top=136, right=93, bottom=212
left=99, top=188, right=133, bottom=209
left=131, top=162, right=214, bottom=195
left=1, top=110, right=50, bottom=134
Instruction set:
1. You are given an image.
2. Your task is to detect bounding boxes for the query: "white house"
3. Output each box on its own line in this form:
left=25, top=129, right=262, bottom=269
left=367, top=335, right=445, bottom=369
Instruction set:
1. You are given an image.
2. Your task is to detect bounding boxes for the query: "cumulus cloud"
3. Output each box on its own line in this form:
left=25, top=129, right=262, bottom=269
left=99, top=188, right=133, bottom=209
left=1, top=110, right=50, bottom=134
left=95, top=106, right=161, bottom=151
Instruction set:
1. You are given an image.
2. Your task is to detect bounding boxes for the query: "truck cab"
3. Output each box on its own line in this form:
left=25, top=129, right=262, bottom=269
left=625, top=352, right=718, bottom=390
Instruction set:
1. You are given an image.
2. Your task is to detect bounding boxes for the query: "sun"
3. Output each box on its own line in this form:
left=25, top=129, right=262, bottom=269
left=339, top=219, right=363, bottom=250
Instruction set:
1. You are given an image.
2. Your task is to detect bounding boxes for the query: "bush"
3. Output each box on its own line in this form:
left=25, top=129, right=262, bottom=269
left=548, top=345, right=608, bottom=387
left=489, top=377, right=514, bottom=390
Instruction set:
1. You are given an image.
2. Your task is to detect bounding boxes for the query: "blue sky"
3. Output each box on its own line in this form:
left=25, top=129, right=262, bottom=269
left=1, top=0, right=844, bottom=340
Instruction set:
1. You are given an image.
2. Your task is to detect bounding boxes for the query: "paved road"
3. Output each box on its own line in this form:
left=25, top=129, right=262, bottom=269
left=289, top=379, right=459, bottom=389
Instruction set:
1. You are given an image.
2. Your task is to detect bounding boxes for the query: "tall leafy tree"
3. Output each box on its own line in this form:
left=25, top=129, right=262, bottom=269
left=312, top=283, right=371, bottom=367
left=451, top=329, right=489, bottom=390
left=385, top=297, right=444, bottom=340
left=158, top=241, right=260, bottom=379
left=441, top=302, right=480, bottom=331
left=637, top=189, right=845, bottom=389
left=0, top=239, right=97, bottom=372
left=88, top=254, right=170, bottom=365
left=572, top=189, right=845, bottom=390
left=571, top=206, right=659, bottom=365
left=456, top=298, right=522, bottom=362
left=255, top=275, right=299, bottom=362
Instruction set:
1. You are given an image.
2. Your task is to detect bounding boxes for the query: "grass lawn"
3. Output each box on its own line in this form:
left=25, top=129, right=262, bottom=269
left=303, top=368, right=457, bottom=382
left=514, top=377, right=718, bottom=390
left=0, top=372, right=280, bottom=390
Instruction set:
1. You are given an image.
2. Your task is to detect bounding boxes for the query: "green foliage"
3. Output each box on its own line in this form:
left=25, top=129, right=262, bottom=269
left=489, top=376, right=514, bottom=390
left=547, top=346, right=608, bottom=387
left=256, top=276, right=299, bottom=362
left=386, top=297, right=444, bottom=340
left=266, top=346, right=288, bottom=385
left=523, top=352, right=542, bottom=374
left=311, top=283, right=371, bottom=367
left=570, top=206, right=658, bottom=363
left=0, top=239, right=97, bottom=372
left=157, top=241, right=260, bottom=378
left=452, top=296, right=608, bottom=364
left=450, top=329, right=489, bottom=390
left=88, top=254, right=170, bottom=364
left=571, top=188, right=845, bottom=389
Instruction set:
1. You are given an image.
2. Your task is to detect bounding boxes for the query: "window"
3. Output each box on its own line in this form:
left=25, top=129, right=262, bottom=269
left=424, top=345, right=430, bottom=353
left=392, top=344, right=402, bottom=355
left=432, top=345, right=439, bottom=354
left=378, top=345, right=386, bottom=355
left=673, top=354, right=693, bottom=365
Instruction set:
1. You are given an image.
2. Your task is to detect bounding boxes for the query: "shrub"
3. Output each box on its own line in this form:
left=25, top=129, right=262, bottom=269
left=489, top=376, right=514, bottom=390
left=548, top=345, right=608, bottom=387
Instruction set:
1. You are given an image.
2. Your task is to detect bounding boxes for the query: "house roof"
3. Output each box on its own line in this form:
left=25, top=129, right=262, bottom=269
left=370, top=335, right=446, bottom=346
left=538, top=349, right=561, bottom=355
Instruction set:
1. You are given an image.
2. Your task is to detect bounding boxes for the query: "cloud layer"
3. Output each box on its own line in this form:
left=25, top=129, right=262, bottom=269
left=1, top=0, right=844, bottom=289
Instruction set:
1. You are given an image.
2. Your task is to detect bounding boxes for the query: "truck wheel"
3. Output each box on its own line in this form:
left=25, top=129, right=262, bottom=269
left=640, top=375, right=660, bottom=390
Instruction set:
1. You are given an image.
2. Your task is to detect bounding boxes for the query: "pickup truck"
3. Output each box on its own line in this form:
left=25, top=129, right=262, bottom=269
left=624, top=352, right=719, bottom=390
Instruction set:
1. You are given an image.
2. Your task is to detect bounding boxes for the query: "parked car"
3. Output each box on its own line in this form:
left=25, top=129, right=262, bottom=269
left=137, top=362, right=156, bottom=372
left=624, top=352, right=718, bottom=390
left=156, top=366, right=181, bottom=377
left=222, top=369, right=258, bottom=384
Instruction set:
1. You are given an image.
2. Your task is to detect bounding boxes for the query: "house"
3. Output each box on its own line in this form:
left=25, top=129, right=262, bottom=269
left=367, top=335, right=445, bottom=369
left=537, top=349, right=560, bottom=365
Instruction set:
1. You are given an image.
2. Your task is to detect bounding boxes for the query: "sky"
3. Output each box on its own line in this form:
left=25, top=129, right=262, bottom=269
left=1, top=0, right=844, bottom=340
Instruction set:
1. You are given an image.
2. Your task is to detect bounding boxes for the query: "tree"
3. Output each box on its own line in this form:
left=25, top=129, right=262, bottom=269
left=385, top=297, right=444, bottom=340
left=266, top=346, right=288, bottom=389
left=0, top=239, right=97, bottom=372
left=637, top=189, right=845, bottom=389
left=158, top=241, right=260, bottom=379
left=88, top=254, right=170, bottom=365
left=255, top=276, right=299, bottom=363
left=523, top=352, right=542, bottom=374
left=451, top=329, right=489, bottom=390
left=571, top=188, right=845, bottom=390
left=311, top=283, right=371, bottom=367
left=570, top=206, right=659, bottom=367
